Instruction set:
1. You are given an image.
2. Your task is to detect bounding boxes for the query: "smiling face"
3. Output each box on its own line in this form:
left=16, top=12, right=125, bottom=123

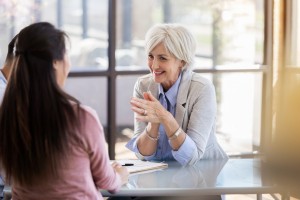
left=148, top=43, right=184, bottom=91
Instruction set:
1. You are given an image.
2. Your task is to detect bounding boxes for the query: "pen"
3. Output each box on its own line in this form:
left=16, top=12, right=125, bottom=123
left=122, top=163, right=134, bottom=166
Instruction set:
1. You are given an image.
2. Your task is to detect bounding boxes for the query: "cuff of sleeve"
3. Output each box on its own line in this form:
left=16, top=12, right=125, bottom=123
left=126, top=136, right=157, bottom=160
left=142, top=153, right=156, bottom=161
left=171, top=135, right=197, bottom=166
left=107, top=171, right=122, bottom=194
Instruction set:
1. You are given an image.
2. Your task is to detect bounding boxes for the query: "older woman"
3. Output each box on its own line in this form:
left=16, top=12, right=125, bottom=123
left=126, top=23, right=228, bottom=166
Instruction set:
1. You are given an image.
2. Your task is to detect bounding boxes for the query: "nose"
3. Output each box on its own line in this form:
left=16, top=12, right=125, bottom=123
left=151, top=58, right=159, bottom=70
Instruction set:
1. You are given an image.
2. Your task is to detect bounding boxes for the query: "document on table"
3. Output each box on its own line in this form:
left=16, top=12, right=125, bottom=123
left=111, top=159, right=168, bottom=174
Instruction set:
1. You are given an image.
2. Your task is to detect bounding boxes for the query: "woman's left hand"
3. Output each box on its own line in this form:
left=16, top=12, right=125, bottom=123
left=130, top=92, right=170, bottom=123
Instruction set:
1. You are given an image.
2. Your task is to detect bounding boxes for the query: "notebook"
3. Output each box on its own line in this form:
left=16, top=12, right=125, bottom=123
left=111, top=159, right=168, bottom=174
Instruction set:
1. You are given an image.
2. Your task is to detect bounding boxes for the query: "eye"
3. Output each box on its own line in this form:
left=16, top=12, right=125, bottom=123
left=148, top=54, right=154, bottom=60
left=159, top=56, right=167, bottom=61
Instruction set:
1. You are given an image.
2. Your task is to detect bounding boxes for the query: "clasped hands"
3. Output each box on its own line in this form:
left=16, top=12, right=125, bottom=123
left=130, top=92, right=170, bottom=124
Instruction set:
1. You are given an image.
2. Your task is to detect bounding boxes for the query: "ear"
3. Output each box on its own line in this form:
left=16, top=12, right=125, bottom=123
left=53, top=60, right=59, bottom=70
left=181, top=60, right=186, bottom=68
left=178, top=60, right=185, bottom=71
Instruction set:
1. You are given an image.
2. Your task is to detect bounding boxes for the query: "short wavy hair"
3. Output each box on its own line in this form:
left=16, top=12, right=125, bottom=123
left=145, top=23, right=197, bottom=70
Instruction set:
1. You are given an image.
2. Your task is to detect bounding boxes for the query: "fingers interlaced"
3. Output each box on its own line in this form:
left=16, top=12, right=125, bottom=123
left=131, top=97, right=163, bottom=122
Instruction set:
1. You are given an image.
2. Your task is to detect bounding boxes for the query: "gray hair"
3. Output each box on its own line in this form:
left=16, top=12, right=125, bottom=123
left=145, top=23, right=196, bottom=70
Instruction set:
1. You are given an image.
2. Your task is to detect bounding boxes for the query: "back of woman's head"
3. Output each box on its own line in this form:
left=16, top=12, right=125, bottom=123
left=0, top=22, right=80, bottom=185
left=4, top=34, right=18, bottom=66
left=14, top=22, right=66, bottom=82
left=145, top=23, right=197, bottom=70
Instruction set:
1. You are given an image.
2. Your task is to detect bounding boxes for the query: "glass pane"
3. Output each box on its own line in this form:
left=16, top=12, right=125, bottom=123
left=0, top=0, right=55, bottom=65
left=116, top=75, right=139, bottom=159
left=116, top=0, right=264, bottom=71
left=115, top=72, right=262, bottom=159
left=0, top=0, right=108, bottom=71
left=199, top=72, right=262, bottom=153
left=64, top=77, right=107, bottom=126
left=62, top=0, right=108, bottom=70
left=212, top=72, right=262, bottom=153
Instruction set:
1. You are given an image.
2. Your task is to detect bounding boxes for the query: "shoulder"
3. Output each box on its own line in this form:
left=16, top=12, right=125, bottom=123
left=0, top=70, right=6, bottom=81
left=79, top=104, right=96, bottom=115
left=192, top=73, right=215, bottom=94
left=0, top=80, right=6, bottom=92
left=72, top=104, right=102, bottom=129
left=76, top=105, right=104, bottom=147
left=134, top=73, right=153, bottom=93
left=78, top=105, right=99, bottom=122
left=0, top=71, right=7, bottom=87
left=190, top=72, right=214, bottom=88
left=178, top=71, right=216, bottom=107
left=182, top=72, right=215, bottom=95
left=135, top=73, right=152, bottom=86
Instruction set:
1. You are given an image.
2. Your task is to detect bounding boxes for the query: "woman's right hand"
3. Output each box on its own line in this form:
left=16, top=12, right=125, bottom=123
left=111, top=162, right=129, bottom=185
left=130, top=92, right=171, bottom=124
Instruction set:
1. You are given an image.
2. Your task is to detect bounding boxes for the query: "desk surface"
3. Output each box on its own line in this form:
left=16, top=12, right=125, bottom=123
left=3, top=158, right=286, bottom=197
left=102, top=158, right=283, bottom=197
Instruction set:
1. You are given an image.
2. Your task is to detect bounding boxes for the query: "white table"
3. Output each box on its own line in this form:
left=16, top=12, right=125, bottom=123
left=3, top=159, right=291, bottom=200
left=102, top=158, right=289, bottom=200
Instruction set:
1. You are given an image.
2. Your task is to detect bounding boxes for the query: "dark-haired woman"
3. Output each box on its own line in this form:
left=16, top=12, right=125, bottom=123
left=0, top=22, right=128, bottom=200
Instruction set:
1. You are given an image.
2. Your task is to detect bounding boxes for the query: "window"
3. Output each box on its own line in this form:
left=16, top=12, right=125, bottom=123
left=0, top=0, right=266, bottom=159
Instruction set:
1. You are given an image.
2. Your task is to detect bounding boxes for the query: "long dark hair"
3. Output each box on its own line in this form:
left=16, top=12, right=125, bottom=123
left=0, top=22, right=81, bottom=185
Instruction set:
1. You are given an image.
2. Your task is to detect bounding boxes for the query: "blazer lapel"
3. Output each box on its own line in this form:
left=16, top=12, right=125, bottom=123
left=175, top=70, right=193, bottom=126
left=147, top=77, right=159, bottom=99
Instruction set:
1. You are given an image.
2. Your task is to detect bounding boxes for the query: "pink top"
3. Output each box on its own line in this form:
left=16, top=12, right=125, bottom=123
left=12, top=105, right=121, bottom=200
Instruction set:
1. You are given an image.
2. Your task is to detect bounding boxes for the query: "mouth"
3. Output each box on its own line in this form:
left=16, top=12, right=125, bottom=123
left=153, top=71, right=164, bottom=76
